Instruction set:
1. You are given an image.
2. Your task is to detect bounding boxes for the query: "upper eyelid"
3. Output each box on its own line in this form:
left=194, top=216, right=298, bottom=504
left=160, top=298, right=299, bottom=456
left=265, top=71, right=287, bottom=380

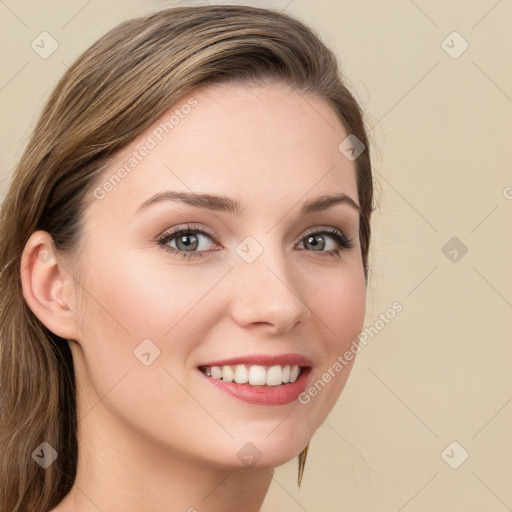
left=159, top=225, right=217, bottom=241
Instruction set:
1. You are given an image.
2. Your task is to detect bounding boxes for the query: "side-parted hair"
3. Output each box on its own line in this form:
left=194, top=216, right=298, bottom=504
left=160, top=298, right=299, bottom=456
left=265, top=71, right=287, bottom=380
left=0, top=5, right=374, bottom=511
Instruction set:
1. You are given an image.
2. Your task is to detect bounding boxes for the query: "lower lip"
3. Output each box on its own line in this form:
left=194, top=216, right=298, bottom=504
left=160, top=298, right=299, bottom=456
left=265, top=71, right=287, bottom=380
left=200, top=367, right=312, bottom=406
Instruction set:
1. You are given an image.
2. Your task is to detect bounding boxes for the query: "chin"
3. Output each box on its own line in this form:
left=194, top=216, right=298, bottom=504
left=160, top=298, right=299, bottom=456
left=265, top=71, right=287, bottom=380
left=206, top=427, right=313, bottom=470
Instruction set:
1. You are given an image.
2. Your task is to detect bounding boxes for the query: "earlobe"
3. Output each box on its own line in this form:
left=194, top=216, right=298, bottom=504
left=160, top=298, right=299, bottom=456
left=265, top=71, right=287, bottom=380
left=20, top=230, right=80, bottom=341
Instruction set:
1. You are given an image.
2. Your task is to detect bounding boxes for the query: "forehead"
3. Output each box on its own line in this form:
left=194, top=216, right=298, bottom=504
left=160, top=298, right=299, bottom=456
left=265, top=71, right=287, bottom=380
left=87, top=83, right=358, bottom=220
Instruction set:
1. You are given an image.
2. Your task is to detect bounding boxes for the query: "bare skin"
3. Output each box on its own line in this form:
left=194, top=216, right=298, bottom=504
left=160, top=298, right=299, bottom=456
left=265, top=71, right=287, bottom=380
left=21, top=82, right=366, bottom=512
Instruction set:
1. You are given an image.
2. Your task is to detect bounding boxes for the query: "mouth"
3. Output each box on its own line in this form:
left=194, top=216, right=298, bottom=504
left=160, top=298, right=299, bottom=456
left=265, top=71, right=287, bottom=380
left=199, top=363, right=303, bottom=386
left=197, top=354, right=313, bottom=406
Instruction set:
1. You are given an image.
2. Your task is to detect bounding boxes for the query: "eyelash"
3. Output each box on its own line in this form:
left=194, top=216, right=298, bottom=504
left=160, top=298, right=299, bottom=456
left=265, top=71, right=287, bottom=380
left=155, top=224, right=355, bottom=260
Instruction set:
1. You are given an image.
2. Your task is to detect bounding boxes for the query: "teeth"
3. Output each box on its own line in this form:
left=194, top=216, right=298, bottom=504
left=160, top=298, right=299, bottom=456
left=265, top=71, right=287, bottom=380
left=211, top=366, right=223, bottom=379
left=249, top=365, right=267, bottom=385
left=282, top=365, right=291, bottom=383
left=266, top=365, right=283, bottom=386
left=201, top=364, right=302, bottom=386
left=222, top=365, right=234, bottom=382
left=234, top=364, right=249, bottom=384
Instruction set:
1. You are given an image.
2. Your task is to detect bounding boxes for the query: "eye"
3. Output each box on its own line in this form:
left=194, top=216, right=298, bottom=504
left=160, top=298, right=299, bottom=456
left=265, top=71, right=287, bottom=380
left=296, top=227, right=355, bottom=258
left=156, top=224, right=218, bottom=259
left=156, top=224, right=354, bottom=260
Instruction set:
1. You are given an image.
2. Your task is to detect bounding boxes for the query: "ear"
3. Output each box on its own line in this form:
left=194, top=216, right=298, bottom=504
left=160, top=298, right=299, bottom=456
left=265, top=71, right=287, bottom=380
left=19, top=230, right=81, bottom=341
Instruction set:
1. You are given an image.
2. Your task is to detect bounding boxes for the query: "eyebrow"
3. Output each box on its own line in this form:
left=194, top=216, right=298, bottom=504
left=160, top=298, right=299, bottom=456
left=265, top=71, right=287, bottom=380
left=135, top=190, right=361, bottom=216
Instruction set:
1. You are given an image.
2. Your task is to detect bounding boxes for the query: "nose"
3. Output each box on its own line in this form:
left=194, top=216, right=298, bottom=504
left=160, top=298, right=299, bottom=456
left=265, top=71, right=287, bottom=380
left=227, top=240, right=311, bottom=335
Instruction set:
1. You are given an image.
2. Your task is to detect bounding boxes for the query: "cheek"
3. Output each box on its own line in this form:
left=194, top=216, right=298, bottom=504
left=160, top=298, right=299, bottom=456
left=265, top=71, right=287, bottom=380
left=72, top=254, right=235, bottom=454
left=309, top=260, right=367, bottom=353
left=325, top=281, right=366, bottom=340
left=75, top=251, right=231, bottom=362
left=297, top=262, right=366, bottom=430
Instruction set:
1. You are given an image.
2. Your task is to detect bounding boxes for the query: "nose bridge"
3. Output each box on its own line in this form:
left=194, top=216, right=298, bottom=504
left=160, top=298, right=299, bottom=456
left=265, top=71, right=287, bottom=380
left=228, top=234, right=310, bottom=331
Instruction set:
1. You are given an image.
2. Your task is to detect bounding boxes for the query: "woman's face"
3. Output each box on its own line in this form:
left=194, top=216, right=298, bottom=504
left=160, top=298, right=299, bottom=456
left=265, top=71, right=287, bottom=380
left=67, top=82, right=366, bottom=469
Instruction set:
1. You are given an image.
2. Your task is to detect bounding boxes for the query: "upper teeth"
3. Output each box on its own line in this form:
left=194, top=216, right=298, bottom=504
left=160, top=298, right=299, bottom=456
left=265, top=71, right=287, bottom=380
left=201, top=364, right=301, bottom=386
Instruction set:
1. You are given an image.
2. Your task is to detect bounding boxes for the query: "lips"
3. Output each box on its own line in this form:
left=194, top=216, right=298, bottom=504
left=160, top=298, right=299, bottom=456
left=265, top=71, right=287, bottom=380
left=198, top=353, right=313, bottom=368
left=197, top=353, right=313, bottom=406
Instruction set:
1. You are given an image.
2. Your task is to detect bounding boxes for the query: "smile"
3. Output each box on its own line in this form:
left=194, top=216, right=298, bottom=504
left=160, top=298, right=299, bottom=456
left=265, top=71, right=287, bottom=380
left=199, top=364, right=302, bottom=386
left=197, top=353, right=313, bottom=406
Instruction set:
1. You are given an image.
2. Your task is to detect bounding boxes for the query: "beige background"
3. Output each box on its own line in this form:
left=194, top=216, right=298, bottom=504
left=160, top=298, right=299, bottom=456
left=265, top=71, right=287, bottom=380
left=1, top=1, right=511, bottom=510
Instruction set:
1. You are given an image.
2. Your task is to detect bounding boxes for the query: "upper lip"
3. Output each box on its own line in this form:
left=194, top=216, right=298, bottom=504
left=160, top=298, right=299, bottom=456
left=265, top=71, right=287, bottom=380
left=198, top=353, right=313, bottom=368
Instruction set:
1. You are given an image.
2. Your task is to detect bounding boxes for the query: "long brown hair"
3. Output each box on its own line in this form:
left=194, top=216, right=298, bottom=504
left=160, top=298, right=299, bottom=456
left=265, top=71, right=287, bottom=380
left=0, top=5, right=374, bottom=511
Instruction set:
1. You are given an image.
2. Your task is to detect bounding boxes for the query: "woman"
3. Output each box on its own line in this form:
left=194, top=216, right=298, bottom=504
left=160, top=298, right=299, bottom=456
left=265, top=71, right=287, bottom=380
left=0, top=5, right=374, bottom=511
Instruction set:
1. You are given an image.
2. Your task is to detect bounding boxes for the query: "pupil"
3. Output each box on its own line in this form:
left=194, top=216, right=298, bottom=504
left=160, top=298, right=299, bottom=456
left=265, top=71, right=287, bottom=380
left=306, top=235, right=324, bottom=251
left=177, top=234, right=198, bottom=251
